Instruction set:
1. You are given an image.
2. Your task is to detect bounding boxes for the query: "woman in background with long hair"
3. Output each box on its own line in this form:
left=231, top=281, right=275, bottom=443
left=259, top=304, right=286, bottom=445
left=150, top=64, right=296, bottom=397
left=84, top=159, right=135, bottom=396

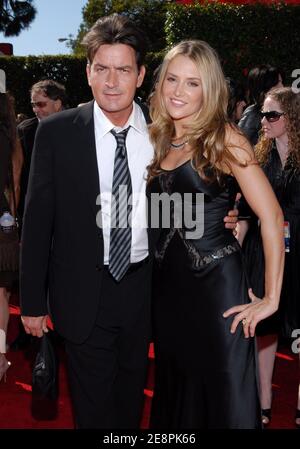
left=0, top=92, right=22, bottom=381
left=242, top=87, right=300, bottom=427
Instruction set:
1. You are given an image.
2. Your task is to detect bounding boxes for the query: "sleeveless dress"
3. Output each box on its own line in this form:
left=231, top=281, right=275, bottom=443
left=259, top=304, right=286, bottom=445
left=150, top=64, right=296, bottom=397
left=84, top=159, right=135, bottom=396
left=147, top=160, right=261, bottom=429
left=243, top=144, right=300, bottom=338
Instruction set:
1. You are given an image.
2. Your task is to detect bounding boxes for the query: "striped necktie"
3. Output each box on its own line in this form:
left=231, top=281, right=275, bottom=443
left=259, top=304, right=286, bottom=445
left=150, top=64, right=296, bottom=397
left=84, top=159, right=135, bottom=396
left=109, top=127, right=132, bottom=281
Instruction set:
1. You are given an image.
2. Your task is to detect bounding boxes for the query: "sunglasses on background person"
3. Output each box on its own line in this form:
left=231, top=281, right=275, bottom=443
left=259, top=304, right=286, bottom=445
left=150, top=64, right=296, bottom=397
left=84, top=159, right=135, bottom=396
left=31, top=101, right=48, bottom=108
left=259, top=110, right=285, bottom=123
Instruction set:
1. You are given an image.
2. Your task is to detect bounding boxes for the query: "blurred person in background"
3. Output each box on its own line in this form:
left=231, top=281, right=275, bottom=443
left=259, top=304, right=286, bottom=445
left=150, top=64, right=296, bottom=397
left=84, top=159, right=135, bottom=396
left=0, top=92, right=23, bottom=381
left=226, top=77, right=247, bottom=123
left=238, top=65, right=284, bottom=145
left=11, top=80, right=67, bottom=352
left=239, top=87, right=300, bottom=427
left=17, top=79, right=68, bottom=222
left=16, top=113, right=29, bottom=125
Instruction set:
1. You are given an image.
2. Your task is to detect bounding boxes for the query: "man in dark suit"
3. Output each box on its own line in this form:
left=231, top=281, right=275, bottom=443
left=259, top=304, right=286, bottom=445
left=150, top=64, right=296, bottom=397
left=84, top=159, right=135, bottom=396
left=17, top=116, right=37, bottom=223
left=20, top=14, right=237, bottom=428
left=20, top=15, right=154, bottom=429
left=17, top=79, right=67, bottom=221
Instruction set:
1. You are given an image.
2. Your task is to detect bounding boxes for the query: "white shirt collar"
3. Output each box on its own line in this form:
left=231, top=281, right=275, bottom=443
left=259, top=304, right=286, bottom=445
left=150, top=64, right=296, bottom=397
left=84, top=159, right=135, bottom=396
left=93, top=100, right=147, bottom=138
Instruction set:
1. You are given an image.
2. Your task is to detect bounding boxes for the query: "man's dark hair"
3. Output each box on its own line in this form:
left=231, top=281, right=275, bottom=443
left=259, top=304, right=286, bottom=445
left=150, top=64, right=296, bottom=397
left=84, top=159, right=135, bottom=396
left=30, top=79, right=68, bottom=108
left=81, top=13, right=147, bottom=69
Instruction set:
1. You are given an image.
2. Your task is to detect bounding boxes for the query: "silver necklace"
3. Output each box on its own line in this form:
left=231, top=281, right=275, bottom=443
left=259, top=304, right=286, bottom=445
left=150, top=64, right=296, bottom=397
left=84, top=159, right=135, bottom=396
left=170, top=139, right=188, bottom=150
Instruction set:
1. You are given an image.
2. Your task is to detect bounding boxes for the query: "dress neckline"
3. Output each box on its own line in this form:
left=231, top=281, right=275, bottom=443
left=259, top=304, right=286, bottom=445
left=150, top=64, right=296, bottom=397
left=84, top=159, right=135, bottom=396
left=160, top=159, right=191, bottom=173
left=160, top=158, right=234, bottom=181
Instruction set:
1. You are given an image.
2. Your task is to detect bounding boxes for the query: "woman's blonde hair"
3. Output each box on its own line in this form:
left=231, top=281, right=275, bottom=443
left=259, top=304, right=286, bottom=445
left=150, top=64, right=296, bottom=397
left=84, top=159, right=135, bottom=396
left=148, top=40, right=243, bottom=181
left=255, top=87, right=300, bottom=168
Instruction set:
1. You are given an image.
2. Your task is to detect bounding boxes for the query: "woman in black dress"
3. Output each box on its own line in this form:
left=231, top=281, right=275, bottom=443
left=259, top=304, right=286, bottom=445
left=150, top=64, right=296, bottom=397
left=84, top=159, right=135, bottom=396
left=242, top=87, right=300, bottom=427
left=147, top=40, right=284, bottom=429
left=0, top=93, right=22, bottom=382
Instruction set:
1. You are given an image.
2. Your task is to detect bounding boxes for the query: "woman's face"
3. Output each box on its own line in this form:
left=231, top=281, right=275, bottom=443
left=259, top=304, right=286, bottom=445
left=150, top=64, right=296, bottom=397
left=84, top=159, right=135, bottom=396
left=162, top=55, right=203, bottom=127
left=261, top=96, right=286, bottom=139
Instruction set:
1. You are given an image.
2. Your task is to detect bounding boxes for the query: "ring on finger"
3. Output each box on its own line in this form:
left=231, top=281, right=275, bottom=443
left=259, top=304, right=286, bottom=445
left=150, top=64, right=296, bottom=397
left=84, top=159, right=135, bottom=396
left=242, top=318, right=249, bottom=326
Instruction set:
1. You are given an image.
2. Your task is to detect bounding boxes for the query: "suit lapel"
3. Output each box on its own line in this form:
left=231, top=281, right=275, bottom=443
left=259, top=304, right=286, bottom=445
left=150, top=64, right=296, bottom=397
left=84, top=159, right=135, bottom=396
left=73, top=101, right=100, bottom=214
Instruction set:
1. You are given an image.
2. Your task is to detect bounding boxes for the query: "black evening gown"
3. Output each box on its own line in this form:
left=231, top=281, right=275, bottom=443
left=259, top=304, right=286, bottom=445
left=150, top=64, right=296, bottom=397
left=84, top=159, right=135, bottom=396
left=243, top=144, right=300, bottom=338
left=147, top=160, right=261, bottom=429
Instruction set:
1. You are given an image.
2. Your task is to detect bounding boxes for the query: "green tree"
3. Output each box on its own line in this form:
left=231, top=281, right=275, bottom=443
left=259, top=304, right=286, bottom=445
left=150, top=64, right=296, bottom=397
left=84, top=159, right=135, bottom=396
left=71, top=0, right=168, bottom=56
left=0, top=0, right=36, bottom=36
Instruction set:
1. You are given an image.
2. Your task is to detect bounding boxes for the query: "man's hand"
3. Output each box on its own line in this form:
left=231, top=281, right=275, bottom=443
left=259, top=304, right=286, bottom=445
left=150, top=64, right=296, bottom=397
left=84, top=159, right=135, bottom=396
left=224, top=193, right=240, bottom=231
left=235, top=220, right=249, bottom=246
left=224, top=208, right=238, bottom=230
left=21, top=315, right=49, bottom=338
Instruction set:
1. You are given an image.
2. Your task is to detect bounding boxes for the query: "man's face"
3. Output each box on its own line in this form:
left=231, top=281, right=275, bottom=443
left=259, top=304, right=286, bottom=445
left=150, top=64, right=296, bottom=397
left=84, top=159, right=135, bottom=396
left=31, top=90, right=62, bottom=120
left=86, top=43, right=145, bottom=126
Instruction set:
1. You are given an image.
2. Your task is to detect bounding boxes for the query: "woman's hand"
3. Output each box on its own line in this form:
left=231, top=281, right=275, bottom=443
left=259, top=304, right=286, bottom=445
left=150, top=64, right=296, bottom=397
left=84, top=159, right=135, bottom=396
left=222, top=288, right=278, bottom=338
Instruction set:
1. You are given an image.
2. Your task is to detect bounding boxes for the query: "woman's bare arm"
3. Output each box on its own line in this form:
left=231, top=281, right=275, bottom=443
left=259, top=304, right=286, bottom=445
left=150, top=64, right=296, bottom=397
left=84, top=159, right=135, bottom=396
left=223, top=129, right=285, bottom=337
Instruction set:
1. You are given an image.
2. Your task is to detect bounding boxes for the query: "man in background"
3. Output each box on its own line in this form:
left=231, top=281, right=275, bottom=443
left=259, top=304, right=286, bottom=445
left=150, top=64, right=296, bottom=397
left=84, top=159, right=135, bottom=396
left=11, top=80, right=67, bottom=352
left=18, top=79, right=68, bottom=221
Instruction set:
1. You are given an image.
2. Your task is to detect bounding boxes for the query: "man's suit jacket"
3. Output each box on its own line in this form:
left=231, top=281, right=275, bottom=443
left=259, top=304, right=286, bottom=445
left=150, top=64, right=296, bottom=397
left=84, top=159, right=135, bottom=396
left=20, top=101, right=156, bottom=344
left=17, top=116, right=39, bottom=219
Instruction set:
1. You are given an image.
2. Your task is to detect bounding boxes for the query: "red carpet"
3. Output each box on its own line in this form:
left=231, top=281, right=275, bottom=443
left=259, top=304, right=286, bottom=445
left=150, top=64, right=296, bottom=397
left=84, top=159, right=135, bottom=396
left=0, top=298, right=299, bottom=429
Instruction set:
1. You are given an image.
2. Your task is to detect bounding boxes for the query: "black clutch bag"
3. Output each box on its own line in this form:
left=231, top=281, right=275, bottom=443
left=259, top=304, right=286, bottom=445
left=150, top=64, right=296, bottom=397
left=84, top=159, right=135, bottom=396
left=32, top=332, right=58, bottom=400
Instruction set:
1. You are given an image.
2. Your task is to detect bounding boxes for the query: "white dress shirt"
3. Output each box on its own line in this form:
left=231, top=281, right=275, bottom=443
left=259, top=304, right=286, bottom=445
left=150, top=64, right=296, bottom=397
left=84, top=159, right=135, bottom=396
left=94, top=101, right=154, bottom=264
